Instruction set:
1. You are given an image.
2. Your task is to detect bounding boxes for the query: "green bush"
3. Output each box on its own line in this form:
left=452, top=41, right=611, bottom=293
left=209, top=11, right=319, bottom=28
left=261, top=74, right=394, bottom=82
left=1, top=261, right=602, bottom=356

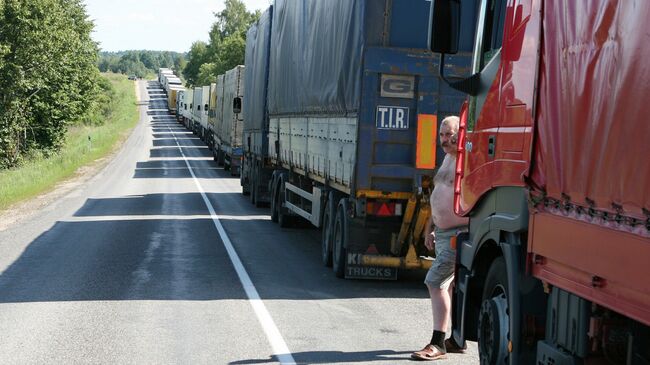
left=0, top=0, right=101, bottom=168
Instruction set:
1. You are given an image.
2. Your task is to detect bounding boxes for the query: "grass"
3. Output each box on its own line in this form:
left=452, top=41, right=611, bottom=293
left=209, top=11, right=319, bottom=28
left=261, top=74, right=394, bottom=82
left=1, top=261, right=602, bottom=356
left=0, top=73, right=139, bottom=211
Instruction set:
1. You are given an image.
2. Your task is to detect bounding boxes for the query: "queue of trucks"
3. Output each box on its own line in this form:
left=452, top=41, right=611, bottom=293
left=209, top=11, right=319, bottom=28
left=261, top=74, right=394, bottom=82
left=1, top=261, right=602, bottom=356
left=157, top=0, right=649, bottom=363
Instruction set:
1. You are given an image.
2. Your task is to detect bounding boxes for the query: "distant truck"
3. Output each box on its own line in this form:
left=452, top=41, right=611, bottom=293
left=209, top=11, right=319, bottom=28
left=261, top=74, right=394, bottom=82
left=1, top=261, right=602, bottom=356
left=191, top=86, right=209, bottom=139
left=180, top=88, right=193, bottom=130
left=213, top=65, right=244, bottom=175
left=175, top=89, right=186, bottom=123
left=209, top=75, right=225, bottom=155
left=158, top=68, right=173, bottom=84
left=241, top=0, right=477, bottom=279
left=162, top=75, right=181, bottom=95
left=167, top=86, right=184, bottom=115
left=206, top=81, right=219, bottom=151
left=430, top=0, right=650, bottom=363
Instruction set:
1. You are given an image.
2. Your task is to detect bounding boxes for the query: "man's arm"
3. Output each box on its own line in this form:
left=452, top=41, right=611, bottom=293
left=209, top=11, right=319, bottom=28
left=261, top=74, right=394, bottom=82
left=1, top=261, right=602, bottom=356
left=424, top=216, right=435, bottom=251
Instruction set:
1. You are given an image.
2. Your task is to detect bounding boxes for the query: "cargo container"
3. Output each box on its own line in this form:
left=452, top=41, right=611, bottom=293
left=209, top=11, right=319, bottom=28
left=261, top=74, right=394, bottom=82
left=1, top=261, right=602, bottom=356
left=181, top=88, right=194, bottom=130
left=430, top=0, right=650, bottom=363
left=210, top=75, right=225, bottom=163
left=241, top=7, right=272, bottom=197
left=242, top=1, right=478, bottom=279
left=199, top=85, right=210, bottom=140
left=214, top=65, right=244, bottom=175
left=206, top=82, right=218, bottom=151
left=162, top=75, right=182, bottom=95
left=191, top=86, right=203, bottom=136
left=167, top=86, right=184, bottom=115
left=175, top=89, right=186, bottom=123
left=158, top=68, right=173, bottom=84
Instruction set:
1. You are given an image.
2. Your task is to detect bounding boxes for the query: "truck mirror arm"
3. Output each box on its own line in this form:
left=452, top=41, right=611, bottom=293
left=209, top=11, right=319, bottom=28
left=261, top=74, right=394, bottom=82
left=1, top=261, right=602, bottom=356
left=439, top=53, right=481, bottom=97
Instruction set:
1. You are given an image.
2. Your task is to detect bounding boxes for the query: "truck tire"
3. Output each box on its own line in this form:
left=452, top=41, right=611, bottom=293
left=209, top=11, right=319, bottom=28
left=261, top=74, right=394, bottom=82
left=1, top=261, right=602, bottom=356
left=270, top=175, right=279, bottom=223
left=277, top=179, right=293, bottom=228
left=250, top=165, right=257, bottom=205
left=216, top=149, right=224, bottom=166
left=254, top=171, right=265, bottom=208
left=478, top=257, right=510, bottom=365
left=321, top=198, right=334, bottom=267
left=240, top=158, right=250, bottom=196
left=332, top=199, right=348, bottom=278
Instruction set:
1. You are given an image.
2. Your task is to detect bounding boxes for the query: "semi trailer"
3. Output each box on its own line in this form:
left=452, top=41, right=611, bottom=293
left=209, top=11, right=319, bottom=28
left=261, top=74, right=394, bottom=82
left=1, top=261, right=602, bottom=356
left=214, top=65, right=245, bottom=175
left=241, top=0, right=478, bottom=279
left=181, top=88, right=193, bottom=130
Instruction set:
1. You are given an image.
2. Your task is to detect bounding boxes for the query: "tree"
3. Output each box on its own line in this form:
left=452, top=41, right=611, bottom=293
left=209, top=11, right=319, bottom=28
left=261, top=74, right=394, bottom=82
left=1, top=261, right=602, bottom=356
left=183, top=41, right=209, bottom=86
left=183, top=0, right=260, bottom=86
left=0, top=0, right=102, bottom=167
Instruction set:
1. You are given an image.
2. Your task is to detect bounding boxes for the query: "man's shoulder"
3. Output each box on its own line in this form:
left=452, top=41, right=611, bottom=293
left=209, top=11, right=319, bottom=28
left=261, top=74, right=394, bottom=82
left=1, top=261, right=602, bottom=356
left=441, top=153, right=456, bottom=168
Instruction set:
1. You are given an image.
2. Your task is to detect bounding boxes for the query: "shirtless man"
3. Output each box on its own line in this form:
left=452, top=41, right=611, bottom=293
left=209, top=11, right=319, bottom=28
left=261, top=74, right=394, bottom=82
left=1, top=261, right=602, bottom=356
left=412, top=116, right=469, bottom=361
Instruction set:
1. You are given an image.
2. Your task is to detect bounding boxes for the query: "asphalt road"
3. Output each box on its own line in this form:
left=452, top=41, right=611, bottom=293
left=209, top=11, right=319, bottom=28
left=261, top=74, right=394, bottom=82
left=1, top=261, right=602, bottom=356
left=0, top=80, right=479, bottom=364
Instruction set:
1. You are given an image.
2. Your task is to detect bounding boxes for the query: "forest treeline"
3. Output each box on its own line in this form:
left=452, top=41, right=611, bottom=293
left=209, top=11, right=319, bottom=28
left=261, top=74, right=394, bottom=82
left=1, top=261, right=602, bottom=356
left=0, top=0, right=104, bottom=168
left=98, top=51, right=186, bottom=79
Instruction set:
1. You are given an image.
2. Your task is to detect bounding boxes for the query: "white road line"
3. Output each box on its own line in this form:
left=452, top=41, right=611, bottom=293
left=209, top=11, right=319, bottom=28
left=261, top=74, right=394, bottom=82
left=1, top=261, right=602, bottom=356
left=167, top=126, right=296, bottom=365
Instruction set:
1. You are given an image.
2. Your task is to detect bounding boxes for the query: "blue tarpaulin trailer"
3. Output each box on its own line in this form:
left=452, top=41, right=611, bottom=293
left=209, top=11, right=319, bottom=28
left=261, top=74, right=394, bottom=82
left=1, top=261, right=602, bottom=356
left=242, top=0, right=477, bottom=279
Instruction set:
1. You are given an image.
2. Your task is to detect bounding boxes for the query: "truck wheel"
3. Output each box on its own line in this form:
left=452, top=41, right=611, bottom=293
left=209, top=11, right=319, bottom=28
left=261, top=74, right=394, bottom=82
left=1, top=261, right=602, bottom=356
left=270, top=176, right=279, bottom=223
left=249, top=166, right=257, bottom=205
left=277, top=180, right=293, bottom=228
left=321, top=198, right=334, bottom=267
left=240, top=159, right=250, bottom=195
left=478, top=257, right=510, bottom=365
left=254, top=170, right=265, bottom=208
left=332, top=200, right=348, bottom=278
left=216, top=149, right=223, bottom=166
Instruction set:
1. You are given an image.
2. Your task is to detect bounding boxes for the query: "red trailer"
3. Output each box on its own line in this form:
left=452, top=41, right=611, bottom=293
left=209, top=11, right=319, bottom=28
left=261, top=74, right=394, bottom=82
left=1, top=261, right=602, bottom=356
left=431, top=0, right=649, bottom=363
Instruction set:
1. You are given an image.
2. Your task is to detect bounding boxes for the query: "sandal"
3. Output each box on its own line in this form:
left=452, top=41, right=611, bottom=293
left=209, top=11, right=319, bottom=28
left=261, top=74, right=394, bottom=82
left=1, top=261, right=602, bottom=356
left=411, top=344, right=448, bottom=361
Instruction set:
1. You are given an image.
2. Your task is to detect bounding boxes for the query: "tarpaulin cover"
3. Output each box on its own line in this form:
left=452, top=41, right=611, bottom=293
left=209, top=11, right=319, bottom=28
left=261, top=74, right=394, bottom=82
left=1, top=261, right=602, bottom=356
left=220, top=66, right=244, bottom=147
left=243, top=7, right=272, bottom=132
left=532, top=0, right=650, bottom=222
left=267, top=0, right=365, bottom=116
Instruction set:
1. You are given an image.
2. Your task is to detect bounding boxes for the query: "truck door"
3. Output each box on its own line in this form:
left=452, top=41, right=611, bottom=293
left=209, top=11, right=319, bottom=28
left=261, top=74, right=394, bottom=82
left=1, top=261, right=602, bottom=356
left=459, top=0, right=507, bottom=213
left=496, top=0, right=540, bottom=183
left=459, top=0, right=540, bottom=213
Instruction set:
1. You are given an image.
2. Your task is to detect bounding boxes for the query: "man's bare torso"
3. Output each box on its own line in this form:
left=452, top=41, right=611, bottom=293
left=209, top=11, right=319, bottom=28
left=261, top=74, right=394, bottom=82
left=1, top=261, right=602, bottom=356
left=430, top=154, right=468, bottom=230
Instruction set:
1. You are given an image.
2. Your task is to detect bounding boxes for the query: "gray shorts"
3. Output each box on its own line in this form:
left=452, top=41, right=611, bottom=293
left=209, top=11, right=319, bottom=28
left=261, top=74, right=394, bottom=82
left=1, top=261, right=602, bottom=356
left=424, top=227, right=463, bottom=289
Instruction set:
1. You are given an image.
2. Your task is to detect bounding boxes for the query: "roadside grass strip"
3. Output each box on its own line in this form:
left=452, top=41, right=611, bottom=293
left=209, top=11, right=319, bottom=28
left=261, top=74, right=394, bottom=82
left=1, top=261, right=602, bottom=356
left=0, top=74, right=139, bottom=211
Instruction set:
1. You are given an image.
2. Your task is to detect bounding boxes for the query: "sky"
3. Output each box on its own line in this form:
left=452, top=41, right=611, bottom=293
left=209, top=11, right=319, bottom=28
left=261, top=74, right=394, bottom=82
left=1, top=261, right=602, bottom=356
left=84, top=0, right=272, bottom=53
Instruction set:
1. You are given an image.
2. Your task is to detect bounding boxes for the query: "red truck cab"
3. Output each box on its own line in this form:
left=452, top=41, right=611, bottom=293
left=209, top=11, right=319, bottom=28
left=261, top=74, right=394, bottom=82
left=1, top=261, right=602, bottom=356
left=431, top=0, right=650, bottom=363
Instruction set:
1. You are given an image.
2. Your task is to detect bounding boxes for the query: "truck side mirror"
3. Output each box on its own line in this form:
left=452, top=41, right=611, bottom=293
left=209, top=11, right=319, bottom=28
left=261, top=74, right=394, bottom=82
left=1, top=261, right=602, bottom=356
left=430, top=0, right=460, bottom=54
left=233, top=97, right=242, bottom=114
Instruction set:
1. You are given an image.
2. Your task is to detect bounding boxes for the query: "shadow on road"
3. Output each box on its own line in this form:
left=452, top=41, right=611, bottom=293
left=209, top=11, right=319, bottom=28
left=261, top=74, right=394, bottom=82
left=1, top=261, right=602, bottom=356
left=149, top=147, right=212, bottom=159
left=229, top=350, right=413, bottom=364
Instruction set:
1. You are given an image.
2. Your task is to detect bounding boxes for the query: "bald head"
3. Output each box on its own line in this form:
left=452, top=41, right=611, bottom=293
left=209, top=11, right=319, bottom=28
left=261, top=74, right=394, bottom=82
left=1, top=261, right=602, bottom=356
left=440, top=116, right=460, bottom=133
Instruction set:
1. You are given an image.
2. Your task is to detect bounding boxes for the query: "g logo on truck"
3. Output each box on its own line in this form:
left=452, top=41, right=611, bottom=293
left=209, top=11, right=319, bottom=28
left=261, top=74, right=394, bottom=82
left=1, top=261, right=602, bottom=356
left=381, top=74, right=415, bottom=99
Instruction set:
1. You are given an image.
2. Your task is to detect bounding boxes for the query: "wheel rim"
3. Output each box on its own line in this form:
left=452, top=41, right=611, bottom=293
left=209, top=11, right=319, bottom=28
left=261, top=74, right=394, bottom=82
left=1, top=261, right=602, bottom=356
left=478, top=286, right=509, bottom=364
